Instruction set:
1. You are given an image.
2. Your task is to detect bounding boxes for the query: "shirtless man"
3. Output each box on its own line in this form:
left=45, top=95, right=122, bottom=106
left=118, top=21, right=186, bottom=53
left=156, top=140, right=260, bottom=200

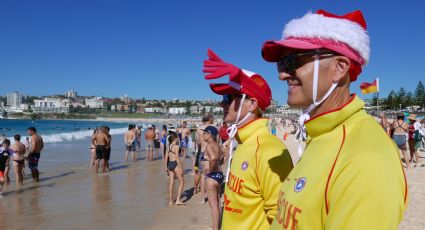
left=202, top=126, right=224, bottom=230
left=11, top=134, right=26, bottom=188
left=27, top=127, right=44, bottom=182
left=391, top=112, right=410, bottom=168
left=124, top=124, right=136, bottom=164
left=92, top=126, right=109, bottom=173
left=195, top=113, right=215, bottom=202
left=153, top=125, right=160, bottom=159
left=145, top=126, right=155, bottom=162
left=179, top=121, right=191, bottom=159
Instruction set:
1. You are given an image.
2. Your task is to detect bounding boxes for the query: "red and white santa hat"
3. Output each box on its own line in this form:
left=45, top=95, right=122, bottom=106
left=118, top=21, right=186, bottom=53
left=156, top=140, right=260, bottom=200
left=203, top=49, right=272, bottom=111
left=262, top=9, right=370, bottom=81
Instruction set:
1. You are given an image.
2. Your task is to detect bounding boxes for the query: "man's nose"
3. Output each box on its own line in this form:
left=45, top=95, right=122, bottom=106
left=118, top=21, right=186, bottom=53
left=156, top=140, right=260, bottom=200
left=278, top=72, right=291, bottom=81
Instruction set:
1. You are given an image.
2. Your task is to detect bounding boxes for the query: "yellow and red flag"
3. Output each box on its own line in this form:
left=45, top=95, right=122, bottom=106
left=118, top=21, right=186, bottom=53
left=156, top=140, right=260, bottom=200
left=360, top=78, right=379, bottom=94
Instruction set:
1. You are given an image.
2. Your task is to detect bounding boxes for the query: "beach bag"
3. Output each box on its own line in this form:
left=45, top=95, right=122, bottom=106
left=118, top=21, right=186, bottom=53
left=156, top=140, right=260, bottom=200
left=414, top=130, right=422, bottom=142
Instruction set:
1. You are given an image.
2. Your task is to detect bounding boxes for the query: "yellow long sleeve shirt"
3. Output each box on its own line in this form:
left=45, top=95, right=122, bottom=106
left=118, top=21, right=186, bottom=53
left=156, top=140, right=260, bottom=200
left=222, top=118, right=293, bottom=230
left=271, top=95, right=408, bottom=230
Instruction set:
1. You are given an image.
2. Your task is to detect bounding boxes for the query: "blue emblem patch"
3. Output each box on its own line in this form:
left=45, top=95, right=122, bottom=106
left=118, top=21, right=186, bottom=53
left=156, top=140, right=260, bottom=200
left=241, top=161, right=249, bottom=171
left=294, top=177, right=306, bottom=192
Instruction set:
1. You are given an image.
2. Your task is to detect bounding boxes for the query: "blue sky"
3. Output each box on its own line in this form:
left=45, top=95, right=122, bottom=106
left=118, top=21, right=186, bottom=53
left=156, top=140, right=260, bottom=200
left=1, top=0, right=424, bottom=105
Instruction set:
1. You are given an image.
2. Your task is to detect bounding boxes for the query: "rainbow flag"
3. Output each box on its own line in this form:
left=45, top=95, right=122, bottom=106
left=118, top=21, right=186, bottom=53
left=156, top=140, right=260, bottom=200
left=360, top=78, right=379, bottom=94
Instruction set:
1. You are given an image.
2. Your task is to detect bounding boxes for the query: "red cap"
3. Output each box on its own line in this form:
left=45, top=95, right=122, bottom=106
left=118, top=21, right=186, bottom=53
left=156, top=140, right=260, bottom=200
left=203, top=49, right=272, bottom=111
left=261, top=10, right=370, bottom=82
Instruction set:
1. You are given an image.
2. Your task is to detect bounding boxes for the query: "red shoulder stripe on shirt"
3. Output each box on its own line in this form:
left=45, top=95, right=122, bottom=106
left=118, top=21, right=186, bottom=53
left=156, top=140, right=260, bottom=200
left=325, top=125, right=346, bottom=214
left=255, top=137, right=261, bottom=186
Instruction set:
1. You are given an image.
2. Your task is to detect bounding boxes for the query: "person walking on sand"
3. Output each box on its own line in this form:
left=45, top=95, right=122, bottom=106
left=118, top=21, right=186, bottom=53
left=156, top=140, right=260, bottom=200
left=27, top=127, right=44, bottom=182
left=124, top=124, right=136, bottom=164
left=145, top=126, right=155, bottom=162
left=0, top=139, right=13, bottom=197
left=261, top=9, right=407, bottom=229
left=407, top=114, right=423, bottom=167
left=203, top=49, right=293, bottom=229
left=202, top=126, right=224, bottom=230
left=11, top=135, right=26, bottom=189
left=164, top=132, right=185, bottom=206
left=92, top=126, right=109, bottom=174
left=391, top=112, right=410, bottom=168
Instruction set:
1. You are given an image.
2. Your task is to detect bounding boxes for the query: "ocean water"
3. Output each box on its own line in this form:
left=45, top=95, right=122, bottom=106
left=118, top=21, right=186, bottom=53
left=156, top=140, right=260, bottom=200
left=0, top=119, right=129, bottom=143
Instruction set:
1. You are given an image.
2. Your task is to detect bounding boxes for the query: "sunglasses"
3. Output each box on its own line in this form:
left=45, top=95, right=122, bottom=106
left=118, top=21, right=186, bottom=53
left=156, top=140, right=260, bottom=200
left=277, top=50, right=336, bottom=74
left=222, top=94, right=244, bottom=105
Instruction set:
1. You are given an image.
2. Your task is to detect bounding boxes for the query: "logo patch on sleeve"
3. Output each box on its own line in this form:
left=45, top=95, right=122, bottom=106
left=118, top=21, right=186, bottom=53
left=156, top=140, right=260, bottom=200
left=241, top=161, right=249, bottom=171
left=294, top=177, right=306, bottom=192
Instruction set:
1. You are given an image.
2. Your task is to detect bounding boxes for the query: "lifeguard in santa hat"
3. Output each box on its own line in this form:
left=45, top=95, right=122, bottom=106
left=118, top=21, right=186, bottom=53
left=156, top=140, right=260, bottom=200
left=203, top=49, right=293, bottom=229
left=262, top=9, right=408, bottom=229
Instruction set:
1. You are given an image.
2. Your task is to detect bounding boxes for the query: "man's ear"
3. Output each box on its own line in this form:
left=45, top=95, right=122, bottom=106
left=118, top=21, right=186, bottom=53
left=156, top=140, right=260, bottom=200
left=248, top=98, right=259, bottom=112
left=331, top=56, right=351, bottom=82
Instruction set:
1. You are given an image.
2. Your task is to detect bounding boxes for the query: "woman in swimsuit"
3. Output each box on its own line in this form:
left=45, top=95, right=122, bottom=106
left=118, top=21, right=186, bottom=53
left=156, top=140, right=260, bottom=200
left=89, top=128, right=98, bottom=168
left=11, top=134, right=26, bottom=189
left=391, top=113, right=410, bottom=168
left=203, top=126, right=224, bottom=230
left=164, top=132, right=185, bottom=206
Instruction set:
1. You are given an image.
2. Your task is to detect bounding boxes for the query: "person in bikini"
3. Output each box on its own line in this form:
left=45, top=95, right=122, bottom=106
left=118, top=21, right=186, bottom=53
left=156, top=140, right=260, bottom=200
left=27, top=127, right=44, bottom=182
left=202, top=125, right=224, bottom=230
left=196, top=113, right=215, bottom=203
left=105, top=126, right=112, bottom=171
left=391, top=112, right=410, bottom=168
left=11, top=134, right=26, bottom=189
left=164, top=131, right=185, bottom=206
left=0, top=139, right=13, bottom=197
left=89, top=128, right=98, bottom=168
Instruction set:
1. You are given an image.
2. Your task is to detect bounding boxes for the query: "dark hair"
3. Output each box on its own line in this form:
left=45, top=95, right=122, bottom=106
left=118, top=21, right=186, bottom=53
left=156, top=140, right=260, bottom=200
left=128, top=124, right=134, bottom=130
left=168, top=132, right=178, bottom=143
left=28, top=127, right=37, bottom=132
left=162, top=124, right=167, bottom=131
left=3, top=139, right=10, bottom=146
left=14, top=134, right=21, bottom=141
left=152, top=124, right=155, bottom=129
left=202, top=113, right=213, bottom=122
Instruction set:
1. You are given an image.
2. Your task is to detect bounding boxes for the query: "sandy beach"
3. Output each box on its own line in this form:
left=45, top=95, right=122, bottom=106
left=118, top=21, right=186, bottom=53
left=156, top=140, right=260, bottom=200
left=0, top=123, right=423, bottom=229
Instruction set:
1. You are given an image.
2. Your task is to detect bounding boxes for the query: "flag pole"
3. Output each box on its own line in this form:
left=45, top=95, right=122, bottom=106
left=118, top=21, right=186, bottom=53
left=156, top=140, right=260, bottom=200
left=376, top=78, right=380, bottom=116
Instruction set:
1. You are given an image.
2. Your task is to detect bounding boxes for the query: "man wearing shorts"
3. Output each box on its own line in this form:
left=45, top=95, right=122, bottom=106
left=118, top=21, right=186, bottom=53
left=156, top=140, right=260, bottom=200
left=92, top=126, right=109, bottom=173
left=124, top=124, right=136, bottom=164
left=27, top=127, right=44, bottom=182
left=145, top=126, right=155, bottom=162
left=152, top=125, right=161, bottom=159
left=262, top=9, right=407, bottom=229
left=203, top=49, right=293, bottom=229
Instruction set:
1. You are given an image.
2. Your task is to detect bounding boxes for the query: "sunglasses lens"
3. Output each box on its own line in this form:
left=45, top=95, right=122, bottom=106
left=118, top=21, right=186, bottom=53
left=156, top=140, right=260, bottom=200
left=223, top=95, right=230, bottom=104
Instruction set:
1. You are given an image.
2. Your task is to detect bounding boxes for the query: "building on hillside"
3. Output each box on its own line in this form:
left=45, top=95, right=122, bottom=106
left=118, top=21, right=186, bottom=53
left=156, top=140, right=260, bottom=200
left=145, top=107, right=167, bottom=114
left=121, top=94, right=131, bottom=104
left=85, top=97, right=104, bottom=109
left=65, top=90, right=78, bottom=99
left=168, top=107, right=186, bottom=115
left=33, top=98, right=70, bottom=113
left=6, top=92, right=24, bottom=109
